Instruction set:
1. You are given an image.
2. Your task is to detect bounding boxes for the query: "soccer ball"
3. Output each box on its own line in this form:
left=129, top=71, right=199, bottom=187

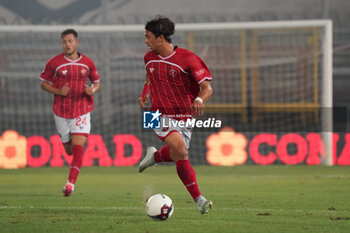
left=146, top=194, right=174, bottom=221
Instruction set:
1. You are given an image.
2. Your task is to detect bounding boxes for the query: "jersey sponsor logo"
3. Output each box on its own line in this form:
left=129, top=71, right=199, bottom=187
left=150, top=68, right=155, bottom=73
left=195, top=69, right=205, bottom=77
left=169, top=69, right=177, bottom=78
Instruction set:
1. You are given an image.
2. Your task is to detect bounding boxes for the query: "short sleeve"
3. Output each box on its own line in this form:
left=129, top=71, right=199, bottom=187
left=188, top=54, right=212, bottom=84
left=39, top=59, right=55, bottom=84
left=89, top=60, right=99, bottom=83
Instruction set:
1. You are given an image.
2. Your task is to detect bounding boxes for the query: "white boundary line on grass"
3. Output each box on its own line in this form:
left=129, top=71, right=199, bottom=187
left=241, top=175, right=350, bottom=179
left=0, top=206, right=348, bottom=214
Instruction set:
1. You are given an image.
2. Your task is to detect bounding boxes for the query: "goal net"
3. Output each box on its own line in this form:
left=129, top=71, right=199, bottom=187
left=0, top=20, right=332, bottom=167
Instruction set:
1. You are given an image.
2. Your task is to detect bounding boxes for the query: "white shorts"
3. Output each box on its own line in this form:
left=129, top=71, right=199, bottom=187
left=153, top=117, right=193, bottom=148
left=54, top=112, right=91, bottom=143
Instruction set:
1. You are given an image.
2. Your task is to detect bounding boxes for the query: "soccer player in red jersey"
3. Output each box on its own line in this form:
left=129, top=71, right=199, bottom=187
left=39, top=29, right=100, bottom=197
left=138, top=16, right=213, bottom=214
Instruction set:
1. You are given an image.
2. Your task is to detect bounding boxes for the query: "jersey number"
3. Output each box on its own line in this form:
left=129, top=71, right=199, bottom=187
left=76, top=117, right=87, bottom=126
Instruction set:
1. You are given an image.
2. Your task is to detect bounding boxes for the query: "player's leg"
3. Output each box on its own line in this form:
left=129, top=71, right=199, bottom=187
left=164, top=132, right=212, bottom=214
left=154, top=145, right=172, bottom=162
left=63, top=113, right=91, bottom=197
left=164, top=132, right=196, bottom=196
left=54, top=114, right=72, bottom=155
left=69, top=135, right=87, bottom=182
left=63, top=140, right=72, bottom=155
left=138, top=144, right=172, bottom=173
left=63, top=134, right=87, bottom=197
left=138, top=117, right=174, bottom=173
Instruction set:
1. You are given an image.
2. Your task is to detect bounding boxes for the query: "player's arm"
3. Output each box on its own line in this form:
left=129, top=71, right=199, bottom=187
left=86, top=60, right=101, bottom=96
left=85, top=82, right=100, bottom=96
left=40, top=59, right=69, bottom=96
left=41, top=81, right=69, bottom=96
left=192, top=80, right=213, bottom=116
left=139, top=74, right=150, bottom=110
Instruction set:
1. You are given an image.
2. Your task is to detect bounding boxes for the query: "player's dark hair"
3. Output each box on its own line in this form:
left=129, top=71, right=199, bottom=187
left=61, top=29, right=78, bottom=38
left=145, top=15, right=175, bottom=43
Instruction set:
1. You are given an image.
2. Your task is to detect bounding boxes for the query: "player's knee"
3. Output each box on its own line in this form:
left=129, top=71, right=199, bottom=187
left=172, top=146, right=188, bottom=160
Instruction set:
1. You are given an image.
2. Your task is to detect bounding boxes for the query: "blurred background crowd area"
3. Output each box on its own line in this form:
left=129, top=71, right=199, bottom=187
left=0, top=0, right=349, bottom=166
left=0, top=0, right=349, bottom=107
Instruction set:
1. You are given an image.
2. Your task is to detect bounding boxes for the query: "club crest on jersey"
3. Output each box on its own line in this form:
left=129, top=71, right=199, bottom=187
left=169, top=69, right=177, bottom=78
left=61, top=70, right=68, bottom=75
left=149, top=68, right=155, bottom=73
left=81, top=68, right=87, bottom=76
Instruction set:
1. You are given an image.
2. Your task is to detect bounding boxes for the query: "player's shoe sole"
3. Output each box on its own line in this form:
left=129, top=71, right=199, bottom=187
left=198, top=200, right=213, bottom=214
left=138, top=146, right=157, bottom=173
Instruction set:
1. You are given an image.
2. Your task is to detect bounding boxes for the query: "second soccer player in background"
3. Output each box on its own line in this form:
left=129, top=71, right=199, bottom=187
left=40, top=29, right=100, bottom=197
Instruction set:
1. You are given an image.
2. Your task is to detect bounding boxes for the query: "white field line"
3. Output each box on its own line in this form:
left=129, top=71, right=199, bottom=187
left=0, top=206, right=348, bottom=214
left=220, top=175, right=350, bottom=179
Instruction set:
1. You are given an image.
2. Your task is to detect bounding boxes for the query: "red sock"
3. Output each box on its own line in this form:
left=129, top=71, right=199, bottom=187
left=68, top=145, right=84, bottom=184
left=175, top=160, right=201, bottom=200
left=154, top=145, right=172, bottom=163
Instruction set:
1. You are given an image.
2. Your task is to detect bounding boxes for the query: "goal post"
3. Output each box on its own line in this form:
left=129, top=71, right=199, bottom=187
left=178, top=20, right=333, bottom=165
left=181, top=20, right=333, bottom=165
left=0, top=20, right=333, bottom=166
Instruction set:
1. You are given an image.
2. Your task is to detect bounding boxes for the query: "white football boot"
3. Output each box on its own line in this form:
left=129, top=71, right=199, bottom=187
left=138, top=146, right=157, bottom=173
left=196, top=195, right=213, bottom=214
left=62, top=181, right=74, bottom=197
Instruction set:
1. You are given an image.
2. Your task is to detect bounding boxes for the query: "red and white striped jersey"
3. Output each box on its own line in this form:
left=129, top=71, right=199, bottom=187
left=39, top=53, right=99, bottom=119
left=144, top=46, right=212, bottom=120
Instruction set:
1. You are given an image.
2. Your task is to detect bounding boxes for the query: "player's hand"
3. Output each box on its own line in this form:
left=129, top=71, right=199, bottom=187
left=192, top=100, right=204, bottom=116
left=85, top=86, right=95, bottom=96
left=58, top=83, right=69, bottom=96
left=85, top=82, right=100, bottom=96
left=139, top=96, right=148, bottom=110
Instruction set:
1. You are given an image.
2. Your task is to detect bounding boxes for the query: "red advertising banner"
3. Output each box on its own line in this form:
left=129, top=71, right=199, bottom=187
left=0, top=128, right=349, bottom=169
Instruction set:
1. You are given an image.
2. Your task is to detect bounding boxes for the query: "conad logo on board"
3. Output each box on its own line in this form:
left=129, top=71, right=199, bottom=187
left=0, top=129, right=350, bottom=169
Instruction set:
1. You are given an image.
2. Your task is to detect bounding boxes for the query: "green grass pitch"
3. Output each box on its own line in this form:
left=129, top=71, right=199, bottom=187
left=0, top=166, right=349, bottom=233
